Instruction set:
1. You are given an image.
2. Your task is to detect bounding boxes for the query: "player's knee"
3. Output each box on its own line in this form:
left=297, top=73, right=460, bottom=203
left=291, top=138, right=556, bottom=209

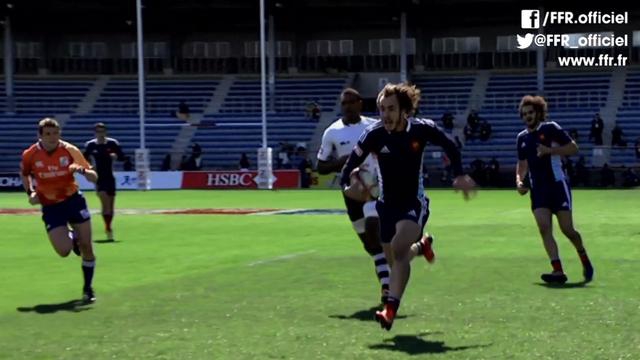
left=537, top=223, right=552, bottom=235
left=561, top=227, right=579, bottom=239
left=364, top=217, right=380, bottom=231
left=362, top=240, right=383, bottom=256
left=391, top=242, right=409, bottom=260
left=55, top=247, right=72, bottom=257
left=79, top=242, right=94, bottom=254
left=357, top=230, right=382, bottom=256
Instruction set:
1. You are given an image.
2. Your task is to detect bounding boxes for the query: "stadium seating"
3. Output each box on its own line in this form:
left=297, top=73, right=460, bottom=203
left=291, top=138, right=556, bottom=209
left=611, top=69, right=640, bottom=166
left=411, top=74, right=474, bottom=118
left=220, top=78, right=344, bottom=114
left=62, top=114, right=185, bottom=170
left=0, top=114, right=42, bottom=173
left=422, top=71, right=612, bottom=172
left=0, top=79, right=93, bottom=114
left=1, top=70, right=638, bottom=174
left=193, top=77, right=348, bottom=169
left=92, top=79, right=218, bottom=114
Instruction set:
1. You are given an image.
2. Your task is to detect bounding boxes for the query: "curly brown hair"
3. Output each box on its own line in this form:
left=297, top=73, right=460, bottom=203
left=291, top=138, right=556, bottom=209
left=518, top=95, right=548, bottom=121
left=377, top=82, right=421, bottom=116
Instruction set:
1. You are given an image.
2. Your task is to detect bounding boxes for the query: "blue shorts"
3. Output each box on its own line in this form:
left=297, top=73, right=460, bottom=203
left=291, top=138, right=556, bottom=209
left=376, top=197, right=430, bottom=244
left=41, top=192, right=91, bottom=232
left=530, top=180, right=572, bottom=213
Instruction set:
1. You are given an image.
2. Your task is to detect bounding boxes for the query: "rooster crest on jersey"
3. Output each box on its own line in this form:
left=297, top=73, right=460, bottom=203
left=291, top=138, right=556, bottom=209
left=350, top=167, right=380, bottom=199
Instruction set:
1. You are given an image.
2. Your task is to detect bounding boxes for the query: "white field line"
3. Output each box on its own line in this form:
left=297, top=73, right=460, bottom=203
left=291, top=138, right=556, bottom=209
left=247, top=250, right=316, bottom=267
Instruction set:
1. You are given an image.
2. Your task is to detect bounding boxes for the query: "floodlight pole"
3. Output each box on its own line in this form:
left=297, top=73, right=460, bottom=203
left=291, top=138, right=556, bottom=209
left=136, top=0, right=146, bottom=150
left=257, top=0, right=275, bottom=189
left=135, top=0, right=150, bottom=190
left=260, top=0, right=268, bottom=148
left=268, top=15, right=276, bottom=113
left=3, top=16, right=15, bottom=114
left=400, top=12, right=407, bottom=83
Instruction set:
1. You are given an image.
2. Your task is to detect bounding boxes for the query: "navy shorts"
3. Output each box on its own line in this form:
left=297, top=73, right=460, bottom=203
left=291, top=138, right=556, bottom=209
left=97, top=176, right=116, bottom=196
left=42, top=192, right=91, bottom=232
left=342, top=193, right=365, bottom=222
left=530, top=180, right=572, bottom=213
left=376, top=197, right=430, bottom=244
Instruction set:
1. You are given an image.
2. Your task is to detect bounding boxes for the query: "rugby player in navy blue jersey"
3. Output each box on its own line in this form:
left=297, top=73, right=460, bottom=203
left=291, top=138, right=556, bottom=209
left=341, top=83, right=476, bottom=330
left=84, top=123, right=125, bottom=241
left=516, top=95, right=594, bottom=285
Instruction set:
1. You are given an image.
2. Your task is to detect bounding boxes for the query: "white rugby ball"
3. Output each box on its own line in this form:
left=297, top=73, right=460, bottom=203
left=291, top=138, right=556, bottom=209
left=352, top=167, right=380, bottom=199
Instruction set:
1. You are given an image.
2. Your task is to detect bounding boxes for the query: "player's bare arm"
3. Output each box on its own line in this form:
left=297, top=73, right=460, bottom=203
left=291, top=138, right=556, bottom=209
left=536, top=141, right=578, bottom=157
left=516, top=159, right=529, bottom=195
left=21, top=174, right=40, bottom=205
left=317, top=155, right=349, bottom=175
left=69, top=163, right=99, bottom=183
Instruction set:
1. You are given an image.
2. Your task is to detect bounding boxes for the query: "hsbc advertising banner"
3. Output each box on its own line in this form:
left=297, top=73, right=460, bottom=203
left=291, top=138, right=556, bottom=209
left=75, top=172, right=183, bottom=190
left=0, top=173, right=23, bottom=192
left=182, top=170, right=300, bottom=189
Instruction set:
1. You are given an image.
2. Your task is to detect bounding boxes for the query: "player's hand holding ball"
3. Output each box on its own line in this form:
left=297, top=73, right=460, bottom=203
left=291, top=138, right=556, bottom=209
left=343, top=167, right=375, bottom=202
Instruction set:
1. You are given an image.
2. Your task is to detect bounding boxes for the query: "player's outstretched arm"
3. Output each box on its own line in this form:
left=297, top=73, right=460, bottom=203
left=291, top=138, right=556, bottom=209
left=423, top=120, right=475, bottom=199
left=453, top=175, right=476, bottom=200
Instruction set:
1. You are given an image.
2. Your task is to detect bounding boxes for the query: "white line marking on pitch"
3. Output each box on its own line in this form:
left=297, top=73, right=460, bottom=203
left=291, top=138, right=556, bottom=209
left=247, top=250, right=316, bottom=267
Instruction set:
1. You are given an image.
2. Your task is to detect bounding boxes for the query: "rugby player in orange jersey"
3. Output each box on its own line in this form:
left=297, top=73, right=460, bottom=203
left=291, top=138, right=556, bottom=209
left=21, top=118, right=99, bottom=303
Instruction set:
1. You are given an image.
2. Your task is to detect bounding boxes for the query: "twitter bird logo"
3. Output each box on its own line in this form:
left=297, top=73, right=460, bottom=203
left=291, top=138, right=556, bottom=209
left=517, top=34, right=534, bottom=49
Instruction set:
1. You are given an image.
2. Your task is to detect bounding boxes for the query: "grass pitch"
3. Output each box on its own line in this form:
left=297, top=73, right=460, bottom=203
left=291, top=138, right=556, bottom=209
left=1, top=189, right=639, bottom=359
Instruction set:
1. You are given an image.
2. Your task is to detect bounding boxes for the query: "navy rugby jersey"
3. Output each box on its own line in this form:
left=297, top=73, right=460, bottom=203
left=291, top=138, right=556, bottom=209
left=516, top=121, right=573, bottom=188
left=84, top=138, right=125, bottom=177
left=341, top=118, right=463, bottom=210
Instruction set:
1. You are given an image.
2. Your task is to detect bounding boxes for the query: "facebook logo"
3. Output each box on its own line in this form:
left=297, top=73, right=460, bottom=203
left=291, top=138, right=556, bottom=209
left=521, top=10, right=540, bottom=29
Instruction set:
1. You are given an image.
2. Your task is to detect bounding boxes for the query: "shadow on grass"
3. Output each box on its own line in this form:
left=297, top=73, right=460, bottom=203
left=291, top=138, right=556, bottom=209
left=329, top=306, right=408, bottom=322
left=369, top=332, right=491, bottom=355
left=534, top=281, right=590, bottom=289
left=17, top=299, right=93, bottom=314
left=94, top=239, right=120, bottom=244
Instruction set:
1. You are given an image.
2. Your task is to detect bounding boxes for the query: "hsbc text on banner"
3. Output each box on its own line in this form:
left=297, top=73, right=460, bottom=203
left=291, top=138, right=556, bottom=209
left=181, top=170, right=300, bottom=189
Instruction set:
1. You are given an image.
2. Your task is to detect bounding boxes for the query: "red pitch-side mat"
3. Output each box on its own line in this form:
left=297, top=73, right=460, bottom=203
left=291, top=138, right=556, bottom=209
left=0, top=209, right=38, bottom=215
left=0, top=208, right=280, bottom=215
left=0, top=208, right=345, bottom=215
